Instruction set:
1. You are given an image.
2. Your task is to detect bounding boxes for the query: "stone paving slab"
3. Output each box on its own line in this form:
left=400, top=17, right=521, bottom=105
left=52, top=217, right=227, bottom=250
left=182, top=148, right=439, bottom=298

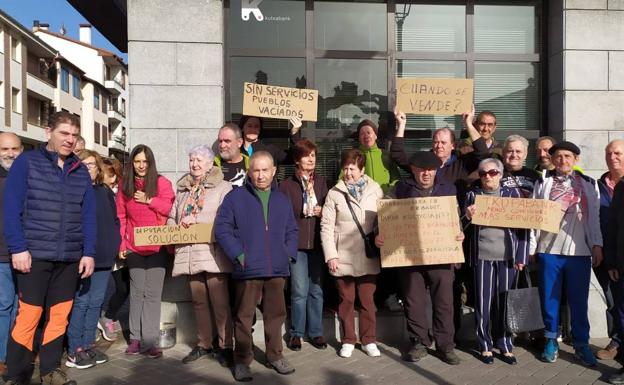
left=43, top=338, right=620, bottom=385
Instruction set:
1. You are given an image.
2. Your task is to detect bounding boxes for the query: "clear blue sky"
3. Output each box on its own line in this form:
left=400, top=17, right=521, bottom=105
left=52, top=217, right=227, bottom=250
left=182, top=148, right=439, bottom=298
left=0, top=0, right=127, bottom=61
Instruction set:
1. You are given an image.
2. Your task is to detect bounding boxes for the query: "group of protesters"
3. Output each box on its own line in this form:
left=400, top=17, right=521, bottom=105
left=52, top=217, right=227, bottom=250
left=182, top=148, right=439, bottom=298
left=1, top=107, right=624, bottom=385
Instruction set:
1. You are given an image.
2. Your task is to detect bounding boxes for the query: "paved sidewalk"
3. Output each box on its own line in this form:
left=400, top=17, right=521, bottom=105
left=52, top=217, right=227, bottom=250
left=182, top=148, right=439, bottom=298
left=53, top=337, right=621, bottom=385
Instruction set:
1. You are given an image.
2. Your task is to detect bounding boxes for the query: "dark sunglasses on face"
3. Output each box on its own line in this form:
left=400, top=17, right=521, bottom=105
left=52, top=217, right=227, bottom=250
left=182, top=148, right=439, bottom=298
left=478, top=169, right=501, bottom=178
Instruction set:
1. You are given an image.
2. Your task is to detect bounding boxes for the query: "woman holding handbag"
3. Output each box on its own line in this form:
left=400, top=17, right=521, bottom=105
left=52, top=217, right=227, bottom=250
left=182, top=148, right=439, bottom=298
left=117, top=144, right=175, bottom=358
left=463, top=158, right=529, bottom=365
left=320, top=149, right=383, bottom=358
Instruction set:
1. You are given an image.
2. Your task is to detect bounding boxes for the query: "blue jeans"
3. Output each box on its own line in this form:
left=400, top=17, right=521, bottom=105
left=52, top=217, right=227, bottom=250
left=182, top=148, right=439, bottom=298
left=289, top=250, right=324, bottom=338
left=67, top=269, right=111, bottom=353
left=539, top=253, right=591, bottom=347
left=0, top=262, right=17, bottom=362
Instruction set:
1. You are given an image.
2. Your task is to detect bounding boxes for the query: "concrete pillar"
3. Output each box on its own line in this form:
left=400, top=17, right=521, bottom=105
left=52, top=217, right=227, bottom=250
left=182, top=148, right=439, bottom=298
left=554, top=1, right=624, bottom=338
left=127, top=0, right=225, bottom=345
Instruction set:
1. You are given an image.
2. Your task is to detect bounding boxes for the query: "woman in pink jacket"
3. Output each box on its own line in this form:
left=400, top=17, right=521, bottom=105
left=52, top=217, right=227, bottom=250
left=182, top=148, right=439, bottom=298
left=117, top=144, right=175, bottom=358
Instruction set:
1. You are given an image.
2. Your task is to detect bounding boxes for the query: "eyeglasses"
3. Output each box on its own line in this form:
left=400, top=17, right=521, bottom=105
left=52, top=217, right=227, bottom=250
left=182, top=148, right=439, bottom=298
left=478, top=169, right=500, bottom=178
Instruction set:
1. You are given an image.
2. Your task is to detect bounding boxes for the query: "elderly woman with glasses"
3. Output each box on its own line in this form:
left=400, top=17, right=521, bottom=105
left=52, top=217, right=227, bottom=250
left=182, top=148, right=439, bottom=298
left=463, top=158, right=529, bottom=365
left=167, top=145, right=234, bottom=366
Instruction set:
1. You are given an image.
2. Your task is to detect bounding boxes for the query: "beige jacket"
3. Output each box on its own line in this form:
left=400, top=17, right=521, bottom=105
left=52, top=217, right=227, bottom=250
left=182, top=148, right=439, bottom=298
left=167, top=167, right=233, bottom=276
left=320, top=176, right=382, bottom=277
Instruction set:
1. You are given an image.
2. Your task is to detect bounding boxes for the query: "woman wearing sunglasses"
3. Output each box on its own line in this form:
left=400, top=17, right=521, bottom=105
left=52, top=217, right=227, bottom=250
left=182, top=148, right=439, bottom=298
left=463, top=158, right=529, bottom=365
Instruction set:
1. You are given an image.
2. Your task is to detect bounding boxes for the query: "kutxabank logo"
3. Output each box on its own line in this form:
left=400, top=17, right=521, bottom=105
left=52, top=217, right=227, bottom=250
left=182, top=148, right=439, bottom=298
left=242, top=0, right=264, bottom=21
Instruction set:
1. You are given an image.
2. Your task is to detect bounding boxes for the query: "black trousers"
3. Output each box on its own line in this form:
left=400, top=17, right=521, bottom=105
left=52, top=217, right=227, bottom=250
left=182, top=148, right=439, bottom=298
left=7, top=260, right=79, bottom=380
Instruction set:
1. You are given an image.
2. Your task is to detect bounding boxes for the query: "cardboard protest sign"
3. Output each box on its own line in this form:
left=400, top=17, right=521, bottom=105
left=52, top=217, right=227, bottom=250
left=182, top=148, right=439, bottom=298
left=396, top=77, right=473, bottom=115
left=472, top=195, right=562, bottom=234
left=377, top=196, right=464, bottom=267
left=242, top=82, right=318, bottom=122
left=134, top=223, right=214, bottom=247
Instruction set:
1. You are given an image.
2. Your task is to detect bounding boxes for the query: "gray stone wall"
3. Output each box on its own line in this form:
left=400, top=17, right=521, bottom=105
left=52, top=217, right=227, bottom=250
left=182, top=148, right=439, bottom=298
left=127, top=0, right=225, bottom=345
left=127, top=0, right=224, bottom=184
left=559, top=1, right=624, bottom=177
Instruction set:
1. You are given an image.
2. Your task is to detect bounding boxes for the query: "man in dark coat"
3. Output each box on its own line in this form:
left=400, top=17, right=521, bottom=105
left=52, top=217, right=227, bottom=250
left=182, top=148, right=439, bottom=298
left=377, top=151, right=463, bottom=366
left=215, top=151, right=299, bottom=382
left=0, top=132, right=22, bottom=376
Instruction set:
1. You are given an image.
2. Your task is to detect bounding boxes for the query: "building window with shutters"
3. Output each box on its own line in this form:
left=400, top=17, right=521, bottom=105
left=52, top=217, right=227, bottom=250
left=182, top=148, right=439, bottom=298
left=102, top=125, right=108, bottom=146
left=61, top=67, right=70, bottom=93
left=94, top=122, right=100, bottom=144
left=71, top=74, right=81, bottom=99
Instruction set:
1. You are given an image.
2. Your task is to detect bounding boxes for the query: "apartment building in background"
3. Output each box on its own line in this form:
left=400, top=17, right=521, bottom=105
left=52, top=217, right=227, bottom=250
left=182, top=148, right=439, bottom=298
left=34, top=22, right=129, bottom=158
left=0, top=10, right=57, bottom=149
left=0, top=9, right=129, bottom=157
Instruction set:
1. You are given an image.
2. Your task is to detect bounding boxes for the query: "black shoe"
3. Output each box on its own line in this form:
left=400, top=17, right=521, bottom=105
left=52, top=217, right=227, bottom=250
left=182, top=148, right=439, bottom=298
left=233, top=364, right=253, bottom=382
left=405, top=341, right=428, bottom=362
left=288, top=336, right=302, bottom=351
left=439, top=349, right=460, bottom=365
left=499, top=353, right=517, bottom=365
left=480, top=353, right=494, bottom=364
left=310, top=336, right=328, bottom=350
left=86, top=347, right=109, bottom=364
left=215, top=348, right=234, bottom=368
left=182, top=346, right=212, bottom=364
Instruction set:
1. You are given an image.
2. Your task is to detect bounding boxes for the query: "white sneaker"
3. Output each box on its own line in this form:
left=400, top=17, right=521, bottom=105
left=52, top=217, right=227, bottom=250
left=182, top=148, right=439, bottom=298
left=362, top=343, right=381, bottom=357
left=339, top=343, right=355, bottom=358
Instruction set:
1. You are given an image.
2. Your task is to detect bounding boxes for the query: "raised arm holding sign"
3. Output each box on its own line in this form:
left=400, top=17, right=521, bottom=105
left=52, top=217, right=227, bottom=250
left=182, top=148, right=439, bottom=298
left=396, top=78, right=474, bottom=116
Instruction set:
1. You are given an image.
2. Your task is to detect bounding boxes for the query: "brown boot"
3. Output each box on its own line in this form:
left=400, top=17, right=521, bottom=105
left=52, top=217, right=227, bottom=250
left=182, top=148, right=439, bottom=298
left=596, top=341, right=619, bottom=360
left=40, top=368, right=77, bottom=385
left=0, top=361, right=6, bottom=376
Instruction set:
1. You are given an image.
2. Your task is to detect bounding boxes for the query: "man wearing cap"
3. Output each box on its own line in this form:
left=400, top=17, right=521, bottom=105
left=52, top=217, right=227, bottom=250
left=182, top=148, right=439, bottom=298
left=529, top=141, right=603, bottom=367
left=376, top=151, right=463, bottom=365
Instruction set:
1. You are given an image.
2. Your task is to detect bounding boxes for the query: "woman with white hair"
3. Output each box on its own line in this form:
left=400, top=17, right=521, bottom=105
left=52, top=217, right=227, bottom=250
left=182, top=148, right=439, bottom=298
left=167, top=144, right=234, bottom=366
left=499, top=135, right=541, bottom=197
left=463, top=158, right=529, bottom=365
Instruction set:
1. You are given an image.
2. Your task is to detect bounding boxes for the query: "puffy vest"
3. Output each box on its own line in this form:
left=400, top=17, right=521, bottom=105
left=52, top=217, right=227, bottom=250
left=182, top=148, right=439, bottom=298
left=23, top=146, right=90, bottom=262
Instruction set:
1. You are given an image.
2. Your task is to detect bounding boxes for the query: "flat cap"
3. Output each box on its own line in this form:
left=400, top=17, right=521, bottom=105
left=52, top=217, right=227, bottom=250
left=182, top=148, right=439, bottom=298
left=409, top=151, right=442, bottom=169
left=548, top=141, right=580, bottom=156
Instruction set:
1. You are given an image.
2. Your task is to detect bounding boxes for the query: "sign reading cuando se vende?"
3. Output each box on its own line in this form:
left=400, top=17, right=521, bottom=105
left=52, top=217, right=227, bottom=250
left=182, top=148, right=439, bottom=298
left=242, top=82, right=318, bottom=122
left=396, top=77, right=474, bottom=116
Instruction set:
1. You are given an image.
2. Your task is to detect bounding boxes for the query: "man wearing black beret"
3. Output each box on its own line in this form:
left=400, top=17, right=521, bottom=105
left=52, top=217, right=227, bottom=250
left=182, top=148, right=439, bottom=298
left=529, top=140, right=603, bottom=367
left=376, top=151, right=463, bottom=365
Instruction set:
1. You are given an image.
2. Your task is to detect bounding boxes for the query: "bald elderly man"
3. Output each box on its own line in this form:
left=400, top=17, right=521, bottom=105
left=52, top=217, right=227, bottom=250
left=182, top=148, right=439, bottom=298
left=596, top=140, right=624, bottom=361
left=215, top=151, right=299, bottom=382
left=0, top=132, right=23, bottom=375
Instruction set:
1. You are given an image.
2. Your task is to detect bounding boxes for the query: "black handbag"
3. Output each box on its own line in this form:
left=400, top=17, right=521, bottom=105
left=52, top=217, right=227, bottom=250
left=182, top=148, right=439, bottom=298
left=505, top=268, right=544, bottom=333
left=342, top=192, right=380, bottom=259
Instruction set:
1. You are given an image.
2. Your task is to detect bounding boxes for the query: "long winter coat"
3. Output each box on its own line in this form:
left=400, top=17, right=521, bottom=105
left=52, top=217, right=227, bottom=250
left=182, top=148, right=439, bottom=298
left=320, top=175, right=383, bottom=277
left=167, top=167, right=233, bottom=276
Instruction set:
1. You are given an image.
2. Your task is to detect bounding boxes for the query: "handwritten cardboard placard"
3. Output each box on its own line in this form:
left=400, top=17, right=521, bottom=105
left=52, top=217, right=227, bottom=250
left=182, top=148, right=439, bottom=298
left=377, top=196, right=464, bottom=268
left=472, top=195, right=563, bottom=234
left=242, top=82, right=318, bottom=122
left=134, top=223, right=214, bottom=247
left=396, top=77, right=473, bottom=115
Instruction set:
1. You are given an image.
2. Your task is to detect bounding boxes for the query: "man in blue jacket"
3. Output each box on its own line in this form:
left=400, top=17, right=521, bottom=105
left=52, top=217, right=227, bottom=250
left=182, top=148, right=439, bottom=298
left=215, top=151, right=298, bottom=382
left=3, top=111, right=96, bottom=385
